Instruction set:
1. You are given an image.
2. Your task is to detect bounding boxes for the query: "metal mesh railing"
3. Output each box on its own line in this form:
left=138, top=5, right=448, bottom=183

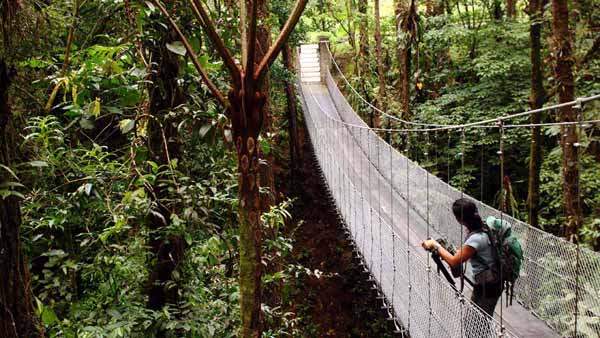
left=299, top=75, right=519, bottom=338
left=297, top=44, right=600, bottom=338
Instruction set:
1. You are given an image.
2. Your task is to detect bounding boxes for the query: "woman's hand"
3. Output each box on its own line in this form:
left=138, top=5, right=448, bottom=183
left=422, top=239, right=439, bottom=251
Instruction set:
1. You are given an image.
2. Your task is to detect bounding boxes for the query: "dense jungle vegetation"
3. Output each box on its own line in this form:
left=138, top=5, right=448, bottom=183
left=0, top=0, right=598, bottom=336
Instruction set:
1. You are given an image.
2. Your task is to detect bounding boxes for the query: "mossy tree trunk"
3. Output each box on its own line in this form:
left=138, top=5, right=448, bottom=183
left=551, top=0, right=581, bottom=241
left=154, top=1, right=308, bottom=335
left=396, top=0, right=417, bottom=121
left=144, top=25, right=187, bottom=311
left=526, top=0, right=546, bottom=229
left=282, top=43, right=301, bottom=177
left=358, top=0, right=373, bottom=127
left=507, top=0, right=516, bottom=19
left=230, top=88, right=266, bottom=338
left=0, top=59, right=43, bottom=338
left=374, top=0, right=385, bottom=130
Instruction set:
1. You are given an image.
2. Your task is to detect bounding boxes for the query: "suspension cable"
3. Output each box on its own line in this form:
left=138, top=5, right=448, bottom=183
left=360, top=126, right=366, bottom=257
left=304, top=80, right=600, bottom=133
left=574, top=98, right=583, bottom=338
left=369, top=131, right=374, bottom=271
left=326, top=43, right=445, bottom=127
left=459, top=127, right=465, bottom=338
left=480, top=139, right=485, bottom=201
left=425, top=131, right=433, bottom=337
left=390, top=128, right=397, bottom=322
left=498, top=120, right=506, bottom=336
left=406, top=129, right=412, bottom=333
left=325, top=42, right=600, bottom=130
left=377, top=132, right=383, bottom=287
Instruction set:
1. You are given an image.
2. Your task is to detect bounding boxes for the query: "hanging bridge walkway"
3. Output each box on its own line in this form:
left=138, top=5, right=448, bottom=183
left=296, top=42, right=600, bottom=338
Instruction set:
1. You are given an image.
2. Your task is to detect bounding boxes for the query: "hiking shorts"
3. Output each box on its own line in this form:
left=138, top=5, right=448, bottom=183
left=472, top=282, right=503, bottom=316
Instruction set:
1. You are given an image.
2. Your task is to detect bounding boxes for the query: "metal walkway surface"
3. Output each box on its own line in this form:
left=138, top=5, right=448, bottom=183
left=297, top=43, right=599, bottom=338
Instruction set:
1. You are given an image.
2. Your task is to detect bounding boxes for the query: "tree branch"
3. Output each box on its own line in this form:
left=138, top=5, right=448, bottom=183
left=154, top=0, right=228, bottom=107
left=254, top=0, right=308, bottom=83
left=245, top=0, right=259, bottom=90
left=189, top=0, right=241, bottom=88
left=60, top=0, right=81, bottom=76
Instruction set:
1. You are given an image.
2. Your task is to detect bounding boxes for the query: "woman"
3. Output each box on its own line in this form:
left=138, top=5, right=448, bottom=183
left=421, top=198, right=502, bottom=316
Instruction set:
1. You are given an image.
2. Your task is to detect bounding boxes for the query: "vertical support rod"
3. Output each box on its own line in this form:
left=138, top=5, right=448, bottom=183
left=405, top=130, right=412, bottom=333
left=573, top=98, right=583, bottom=338
left=498, top=121, right=506, bottom=335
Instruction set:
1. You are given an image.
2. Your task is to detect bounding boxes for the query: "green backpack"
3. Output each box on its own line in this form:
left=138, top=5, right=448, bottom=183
left=485, top=216, right=524, bottom=305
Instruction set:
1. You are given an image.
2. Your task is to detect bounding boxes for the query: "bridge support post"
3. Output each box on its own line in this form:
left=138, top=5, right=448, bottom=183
left=318, top=36, right=330, bottom=84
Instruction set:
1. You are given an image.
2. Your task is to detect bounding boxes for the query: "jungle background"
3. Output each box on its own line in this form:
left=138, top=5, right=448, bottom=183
left=0, top=0, right=598, bottom=336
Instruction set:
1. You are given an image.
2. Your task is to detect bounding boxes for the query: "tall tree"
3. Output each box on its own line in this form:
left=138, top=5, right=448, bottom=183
left=374, top=0, right=385, bottom=129
left=358, top=0, right=369, bottom=66
left=526, top=0, right=546, bottom=228
left=254, top=0, right=276, bottom=211
left=144, top=23, right=187, bottom=311
left=395, top=0, right=418, bottom=120
left=0, top=60, right=44, bottom=338
left=492, top=0, right=503, bottom=20
left=0, top=2, right=43, bottom=336
left=358, top=0, right=372, bottom=126
left=551, top=0, right=581, bottom=240
left=507, top=0, right=516, bottom=19
left=280, top=36, right=300, bottom=174
left=0, top=1, right=43, bottom=338
left=154, top=0, right=308, bottom=336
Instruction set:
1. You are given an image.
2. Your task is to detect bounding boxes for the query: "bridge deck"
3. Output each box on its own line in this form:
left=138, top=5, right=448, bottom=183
left=298, top=60, right=560, bottom=337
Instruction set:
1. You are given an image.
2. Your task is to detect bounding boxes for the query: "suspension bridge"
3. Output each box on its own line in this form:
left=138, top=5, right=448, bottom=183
left=296, top=41, right=600, bottom=338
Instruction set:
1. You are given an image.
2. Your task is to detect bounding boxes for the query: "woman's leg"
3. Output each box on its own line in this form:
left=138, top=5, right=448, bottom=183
left=464, top=284, right=502, bottom=337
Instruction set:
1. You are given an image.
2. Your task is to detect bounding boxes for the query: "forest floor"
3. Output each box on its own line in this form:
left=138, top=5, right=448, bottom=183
left=277, top=125, right=397, bottom=337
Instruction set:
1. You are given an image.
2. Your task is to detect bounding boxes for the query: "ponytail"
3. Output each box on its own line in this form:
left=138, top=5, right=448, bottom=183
left=452, top=198, right=484, bottom=232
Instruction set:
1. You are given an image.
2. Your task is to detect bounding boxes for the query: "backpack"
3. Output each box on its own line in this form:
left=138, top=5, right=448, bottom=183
left=485, top=216, right=524, bottom=305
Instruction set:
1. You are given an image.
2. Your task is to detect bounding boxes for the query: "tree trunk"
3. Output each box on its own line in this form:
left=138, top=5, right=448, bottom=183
left=435, top=0, right=445, bottom=15
left=527, top=0, right=546, bottom=228
left=238, top=1, right=270, bottom=335
left=0, top=60, right=43, bottom=338
left=400, top=47, right=411, bottom=120
left=395, top=0, right=412, bottom=120
left=551, top=0, right=581, bottom=241
left=358, top=0, right=372, bottom=126
left=426, top=0, right=433, bottom=15
left=60, top=0, right=81, bottom=76
left=374, top=0, right=385, bottom=129
left=358, top=0, right=369, bottom=64
left=230, top=87, right=266, bottom=338
left=345, top=0, right=356, bottom=52
left=493, top=0, right=503, bottom=20
left=145, top=28, right=187, bottom=311
left=254, top=0, right=276, bottom=211
left=282, top=43, right=301, bottom=175
left=507, top=0, right=516, bottom=19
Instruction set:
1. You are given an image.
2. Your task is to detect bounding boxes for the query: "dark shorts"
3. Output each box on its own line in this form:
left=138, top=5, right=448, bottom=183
left=471, top=282, right=503, bottom=316
left=464, top=282, right=503, bottom=338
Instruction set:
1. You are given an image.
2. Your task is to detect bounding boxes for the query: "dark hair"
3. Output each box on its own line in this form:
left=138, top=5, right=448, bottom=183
left=452, top=198, right=483, bottom=232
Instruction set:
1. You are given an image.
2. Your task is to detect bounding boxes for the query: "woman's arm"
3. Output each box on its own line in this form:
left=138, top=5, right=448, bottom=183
left=422, top=240, right=476, bottom=268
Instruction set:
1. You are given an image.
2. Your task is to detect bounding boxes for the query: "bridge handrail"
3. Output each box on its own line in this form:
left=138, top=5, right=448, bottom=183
left=324, top=42, right=600, bottom=132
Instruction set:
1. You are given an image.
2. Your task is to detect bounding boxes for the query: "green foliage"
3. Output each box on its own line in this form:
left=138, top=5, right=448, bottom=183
left=20, top=113, right=246, bottom=337
left=7, top=0, right=599, bottom=336
left=532, top=251, right=600, bottom=337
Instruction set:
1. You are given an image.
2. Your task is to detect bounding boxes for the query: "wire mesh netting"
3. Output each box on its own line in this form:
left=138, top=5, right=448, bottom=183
left=297, top=43, right=600, bottom=338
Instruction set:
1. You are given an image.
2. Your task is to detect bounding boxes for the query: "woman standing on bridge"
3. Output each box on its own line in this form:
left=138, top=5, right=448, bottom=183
left=421, top=198, right=502, bottom=317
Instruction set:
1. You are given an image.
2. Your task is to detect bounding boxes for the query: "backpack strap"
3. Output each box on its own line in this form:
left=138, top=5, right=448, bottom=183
left=481, top=225, right=501, bottom=275
left=463, top=224, right=502, bottom=290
